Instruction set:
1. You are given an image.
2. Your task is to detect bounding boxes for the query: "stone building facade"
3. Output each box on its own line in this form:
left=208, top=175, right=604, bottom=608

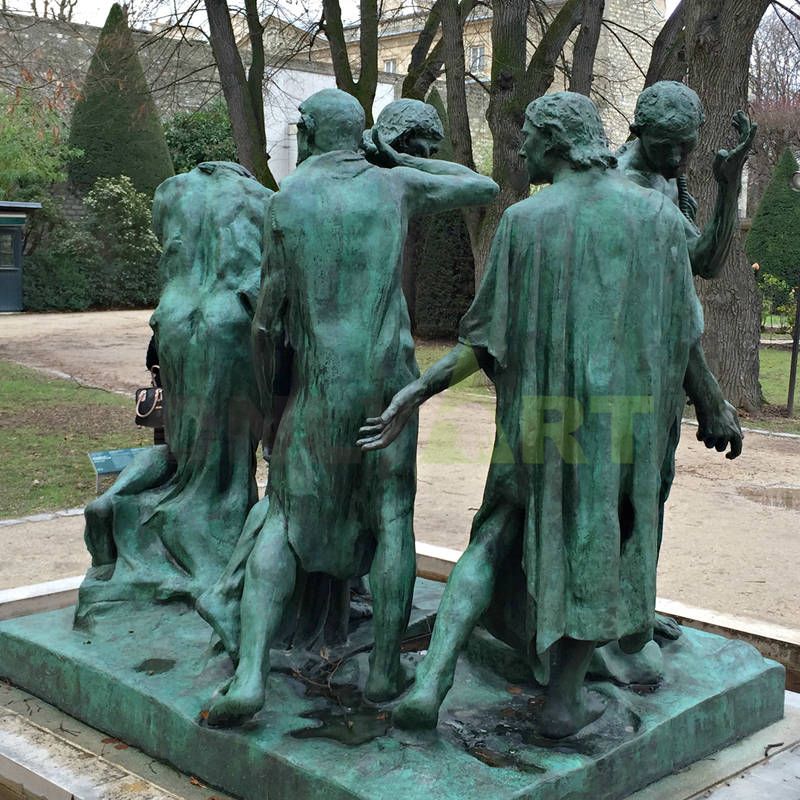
left=0, top=11, right=221, bottom=117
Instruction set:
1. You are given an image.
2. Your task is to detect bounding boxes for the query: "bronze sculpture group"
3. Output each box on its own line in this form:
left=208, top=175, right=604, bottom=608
left=81, top=84, right=753, bottom=742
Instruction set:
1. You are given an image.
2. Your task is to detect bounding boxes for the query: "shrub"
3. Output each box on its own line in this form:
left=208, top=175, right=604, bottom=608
left=759, top=273, right=792, bottom=327
left=0, top=89, right=75, bottom=199
left=22, top=175, right=161, bottom=311
left=23, top=248, right=92, bottom=311
left=165, top=101, right=238, bottom=174
left=68, top=3, right=173, bottom=195
left=83, top=175, right=161, bottom=307
left=414, top=211, right=475, bottom=338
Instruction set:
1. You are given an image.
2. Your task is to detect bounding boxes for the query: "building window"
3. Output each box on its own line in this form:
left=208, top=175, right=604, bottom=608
left=384, top=58, right=398, bottom=73
left=469, top=45, right=486, bottom=74
left=0, top=233, right=14, bottom=268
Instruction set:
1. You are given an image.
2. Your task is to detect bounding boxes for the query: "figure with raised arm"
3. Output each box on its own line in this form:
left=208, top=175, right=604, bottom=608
left=359, top=92, right=742, bottom=738
left=204, top=89, right=498, bottom=727
left=617, top=80, right=756, bottom=280
left=612, top=81, right=754, bottom=647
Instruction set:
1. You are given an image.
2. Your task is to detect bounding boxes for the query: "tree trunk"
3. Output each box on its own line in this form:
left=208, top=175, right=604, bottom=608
left=470, top=0, right=586, bottom=284
left=681, top=0, right=769, bottom=411
left=322, top=0, right=379, bottom=126
left=569, top=0, right=605, bottom=95
left=402, top=0, right=445, bottom=100
left=356, top=0, right=379, bottom=126
left=205, top=0, right=277, bottom=189
left=441, top=0, right=475, bottom=171
left=244, top=0, right=266, bottom=150
left=644, top=0, right=687, bottom=87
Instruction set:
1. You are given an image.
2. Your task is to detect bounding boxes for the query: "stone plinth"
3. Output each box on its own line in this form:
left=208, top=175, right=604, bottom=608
left=0, top=580, right=785, bottom=800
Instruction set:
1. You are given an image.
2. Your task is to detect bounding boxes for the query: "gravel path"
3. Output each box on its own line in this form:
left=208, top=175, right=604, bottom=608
left=1, top=310, right=798, bottom=627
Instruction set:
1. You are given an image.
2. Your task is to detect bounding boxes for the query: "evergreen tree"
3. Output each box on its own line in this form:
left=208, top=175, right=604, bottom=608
left=68, top=4, right=173, bottom=195
left=747, top=148, right=800, bottom=289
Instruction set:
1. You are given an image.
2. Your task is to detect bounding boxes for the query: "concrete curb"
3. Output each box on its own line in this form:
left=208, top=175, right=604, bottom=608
left=0, top=509, right=84, bottom=528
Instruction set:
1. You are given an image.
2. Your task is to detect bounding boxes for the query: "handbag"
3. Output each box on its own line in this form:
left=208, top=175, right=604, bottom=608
left=135, top=384, right=164, bottom=428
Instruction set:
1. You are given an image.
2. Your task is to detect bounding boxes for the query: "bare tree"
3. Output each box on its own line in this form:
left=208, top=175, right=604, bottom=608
left=134, top=0, right=320, bottom=190
left=569, top=0, right=604, bottom=94
left=457, top=0, right=604, bottom=280
left=205, top=0, right=277, bottom=187
left=29, top=0, right=76, bottom=22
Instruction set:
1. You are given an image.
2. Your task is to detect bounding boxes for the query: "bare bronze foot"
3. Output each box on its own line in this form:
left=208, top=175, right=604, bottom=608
left=205, top=672, right=265, bottom=727
left=538, top=689, right=606, bottom=739
left=393, top=683, right=442, bottom=730
left=589, top=640, right=663, bottom=686
left=364, top=660, right=413, bottom=703
left=654, top=613, right=682, bottom=641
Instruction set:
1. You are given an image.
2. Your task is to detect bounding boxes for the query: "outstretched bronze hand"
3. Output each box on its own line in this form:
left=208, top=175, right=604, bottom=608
left=696, top=399, right=743, bottom=460
left=712, top=111, right=757, bottom=188
left=357, top=379, right=425, bottom=451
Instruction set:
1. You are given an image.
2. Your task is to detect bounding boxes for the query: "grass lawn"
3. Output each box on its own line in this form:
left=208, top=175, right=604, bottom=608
left=0, top=361, right=150, bottom=518
left=747, top=346, right=800, bottom=434
left=759, top=348, right=791, bottom=406
left=415, top=340, right=493, bottom=398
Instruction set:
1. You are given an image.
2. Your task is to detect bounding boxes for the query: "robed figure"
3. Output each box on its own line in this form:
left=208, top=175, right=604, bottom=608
left=360, top=92, right=740, bottom=738
left=77, top=163, right=270, bottom=621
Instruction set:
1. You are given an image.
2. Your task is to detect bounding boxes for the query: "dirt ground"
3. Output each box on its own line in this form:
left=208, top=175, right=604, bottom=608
left=1, top=310, right=799, bottom=628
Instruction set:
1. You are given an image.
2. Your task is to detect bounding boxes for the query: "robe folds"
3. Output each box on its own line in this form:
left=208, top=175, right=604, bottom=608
left=458, top=170, right=703, bottom=682
left=77, top=164, right=269, bottom=619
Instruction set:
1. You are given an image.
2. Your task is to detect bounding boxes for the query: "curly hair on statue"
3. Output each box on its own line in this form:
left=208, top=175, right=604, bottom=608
left=525, top=91, right=617, bottom=171
left=632, top=81, right=706, bottom=134
left=362, top=98, right=445, bottom=155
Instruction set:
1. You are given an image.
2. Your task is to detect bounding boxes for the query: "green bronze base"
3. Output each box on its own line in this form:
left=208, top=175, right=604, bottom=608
left=0, top=580, right=785, bottom=800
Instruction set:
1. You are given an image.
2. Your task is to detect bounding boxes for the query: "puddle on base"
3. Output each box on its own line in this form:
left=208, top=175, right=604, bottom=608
left=134, top=658, right=176, bottom=675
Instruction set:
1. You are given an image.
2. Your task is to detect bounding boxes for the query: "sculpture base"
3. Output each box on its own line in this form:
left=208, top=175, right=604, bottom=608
left=0, top=580, right=785, bottom=800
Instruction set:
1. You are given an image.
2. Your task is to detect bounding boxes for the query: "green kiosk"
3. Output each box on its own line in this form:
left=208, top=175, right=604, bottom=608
left=0, top=201, right=41, bottom=312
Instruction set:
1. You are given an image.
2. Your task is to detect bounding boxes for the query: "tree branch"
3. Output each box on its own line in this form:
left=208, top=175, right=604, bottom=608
left=524, top=0, right=584, bottom=99
left=600, top=18, right=647, bottom=80
left=772, top=0, right=800, bottom=24
left=321, top=0, right=356, bottom=92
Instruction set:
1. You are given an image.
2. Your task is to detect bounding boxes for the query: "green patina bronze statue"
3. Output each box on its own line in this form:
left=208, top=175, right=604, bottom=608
left=204, top=89, right=498, bottom=726
left=359, top=92, right=742, bottom=739
left=76, top=162, right=271, bottom=619
left=197, top=96, right=455, bottom=663
left=363, top=98, right=445, bottom=161
left=0, top=87, right=785, bottom=800
left=608, top=81, right=755, bottom=650
left=618, top=80, right=756, bottom=280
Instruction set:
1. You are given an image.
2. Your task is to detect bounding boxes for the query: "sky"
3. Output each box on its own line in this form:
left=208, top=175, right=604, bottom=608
left=11, top=0, right=683, bottom=30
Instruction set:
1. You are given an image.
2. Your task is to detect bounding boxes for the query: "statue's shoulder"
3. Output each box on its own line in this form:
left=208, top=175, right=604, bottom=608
left=611, top=173, right=688, bottom=236
left=154, top=171, right=191, bottom=199
left=503, top=184, right=566, bottom=229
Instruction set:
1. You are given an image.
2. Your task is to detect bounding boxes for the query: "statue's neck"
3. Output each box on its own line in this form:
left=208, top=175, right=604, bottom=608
left=623, top=139, right=653, bottom=175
